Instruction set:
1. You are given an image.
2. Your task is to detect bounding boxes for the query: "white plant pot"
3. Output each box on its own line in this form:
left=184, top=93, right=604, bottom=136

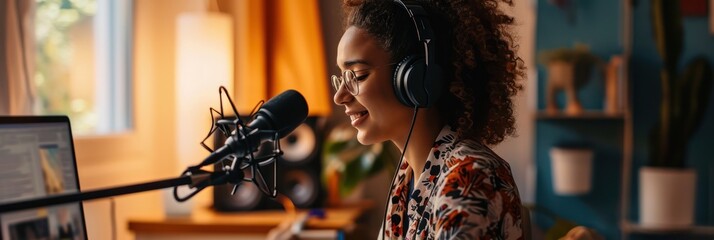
left=550, top=147, right=593, bottom=195
left=639, top=167, right=696, bottom=228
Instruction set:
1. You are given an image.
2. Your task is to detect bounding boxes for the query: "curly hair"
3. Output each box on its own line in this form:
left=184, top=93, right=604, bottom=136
left=343, top=0, right=525, bottom=146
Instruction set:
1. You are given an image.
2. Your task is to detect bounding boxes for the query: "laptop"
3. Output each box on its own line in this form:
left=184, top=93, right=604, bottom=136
left=0, top=116, right=87, bottom=240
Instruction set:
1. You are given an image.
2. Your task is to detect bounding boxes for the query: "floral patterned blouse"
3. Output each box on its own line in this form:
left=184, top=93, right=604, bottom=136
left=380, top=125, right=523, bottom=239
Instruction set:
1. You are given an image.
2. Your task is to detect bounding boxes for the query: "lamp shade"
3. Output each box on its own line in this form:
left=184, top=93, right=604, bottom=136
left=175, top=12, right=233, bottom=169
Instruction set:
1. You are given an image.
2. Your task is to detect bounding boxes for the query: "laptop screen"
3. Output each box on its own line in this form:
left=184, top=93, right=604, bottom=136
left=0, top=116, right=87, bottom=240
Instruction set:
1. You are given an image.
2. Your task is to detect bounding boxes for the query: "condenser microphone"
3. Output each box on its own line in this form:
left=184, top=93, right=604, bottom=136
left=197, top=90, right=309, bottom=168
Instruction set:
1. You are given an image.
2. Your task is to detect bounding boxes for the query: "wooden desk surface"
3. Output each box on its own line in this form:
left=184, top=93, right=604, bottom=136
left=128, top=204, right=370, bottom=235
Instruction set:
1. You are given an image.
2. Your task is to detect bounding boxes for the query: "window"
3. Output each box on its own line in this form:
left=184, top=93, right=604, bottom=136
left=34, top=0, right=133, bottom=135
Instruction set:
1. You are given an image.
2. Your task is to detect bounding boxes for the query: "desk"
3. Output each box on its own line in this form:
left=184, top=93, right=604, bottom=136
left=128, top=204, right=370, bottom=240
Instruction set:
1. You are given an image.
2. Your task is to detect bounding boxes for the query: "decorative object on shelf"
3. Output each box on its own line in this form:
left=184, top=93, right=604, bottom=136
left=604, top=55, right=624, bottom=115
left=641, top=0, right=713, bottom=228
left=321, top=123, right=398, bottom=206
left=540, top=45, right=602, bottom=116
left=549, top=144, right=593, bottom=195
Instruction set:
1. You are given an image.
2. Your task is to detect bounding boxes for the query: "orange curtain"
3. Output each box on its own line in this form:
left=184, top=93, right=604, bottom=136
left=225, top=0, right=331, bottom=117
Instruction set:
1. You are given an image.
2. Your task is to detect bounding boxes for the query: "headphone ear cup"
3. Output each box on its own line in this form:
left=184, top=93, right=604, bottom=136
left=393, top=55, right=425, bottom=108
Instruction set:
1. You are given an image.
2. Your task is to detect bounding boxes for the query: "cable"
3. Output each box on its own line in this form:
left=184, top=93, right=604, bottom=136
left=381, top=107, right=419, bottom=240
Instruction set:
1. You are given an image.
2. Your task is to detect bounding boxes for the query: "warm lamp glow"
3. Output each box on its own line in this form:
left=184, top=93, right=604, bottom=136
left=175, top=12, right=233, bottom=169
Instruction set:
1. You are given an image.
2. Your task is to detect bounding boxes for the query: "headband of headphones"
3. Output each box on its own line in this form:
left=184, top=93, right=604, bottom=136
left=393, top=0, right=437, bottom=72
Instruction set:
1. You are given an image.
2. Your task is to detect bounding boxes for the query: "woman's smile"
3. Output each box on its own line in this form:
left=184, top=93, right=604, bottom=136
left=347, top=110, right=369, bottom=127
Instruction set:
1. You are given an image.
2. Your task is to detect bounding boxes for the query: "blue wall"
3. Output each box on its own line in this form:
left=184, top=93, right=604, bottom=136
left=535, top=0, right=714, bottom=239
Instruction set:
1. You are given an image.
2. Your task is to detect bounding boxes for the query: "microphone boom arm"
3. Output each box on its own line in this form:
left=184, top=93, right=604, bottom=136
left=0, top=168, right=243, bottom=213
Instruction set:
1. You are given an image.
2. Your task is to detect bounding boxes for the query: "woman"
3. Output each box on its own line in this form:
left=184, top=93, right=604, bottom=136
left=332, top=0, right=526, bottom=239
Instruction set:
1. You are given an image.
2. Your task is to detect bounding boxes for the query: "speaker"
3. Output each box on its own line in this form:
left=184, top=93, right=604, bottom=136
left=391, top=0, right=443, bottom=108
left=212, top=116, right=324, bottom=211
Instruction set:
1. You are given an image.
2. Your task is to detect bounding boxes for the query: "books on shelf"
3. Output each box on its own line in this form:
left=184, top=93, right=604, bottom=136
left=604, top=55, right=625, bottom=115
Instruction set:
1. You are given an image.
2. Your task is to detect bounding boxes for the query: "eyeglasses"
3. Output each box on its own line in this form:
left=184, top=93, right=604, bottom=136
left=331, top=63, right=396, bottom=96
left=331, top=69, right=363, bottom=95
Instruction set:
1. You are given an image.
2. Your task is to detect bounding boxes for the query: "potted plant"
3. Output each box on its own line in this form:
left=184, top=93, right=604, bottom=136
left=640, top=0, right=713, bottom=228
left=539, top=44, right=602, bottom=115
left=321, top=123, right=398, bottom=206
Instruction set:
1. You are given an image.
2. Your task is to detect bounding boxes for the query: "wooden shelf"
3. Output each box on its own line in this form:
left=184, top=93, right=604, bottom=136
left=535, top=110, right=626, bottom=120
left=621, top=221, right=714, bottom=235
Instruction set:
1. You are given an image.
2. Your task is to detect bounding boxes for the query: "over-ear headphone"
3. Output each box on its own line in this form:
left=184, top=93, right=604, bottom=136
left=392, top=0, right=443, bottom=108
